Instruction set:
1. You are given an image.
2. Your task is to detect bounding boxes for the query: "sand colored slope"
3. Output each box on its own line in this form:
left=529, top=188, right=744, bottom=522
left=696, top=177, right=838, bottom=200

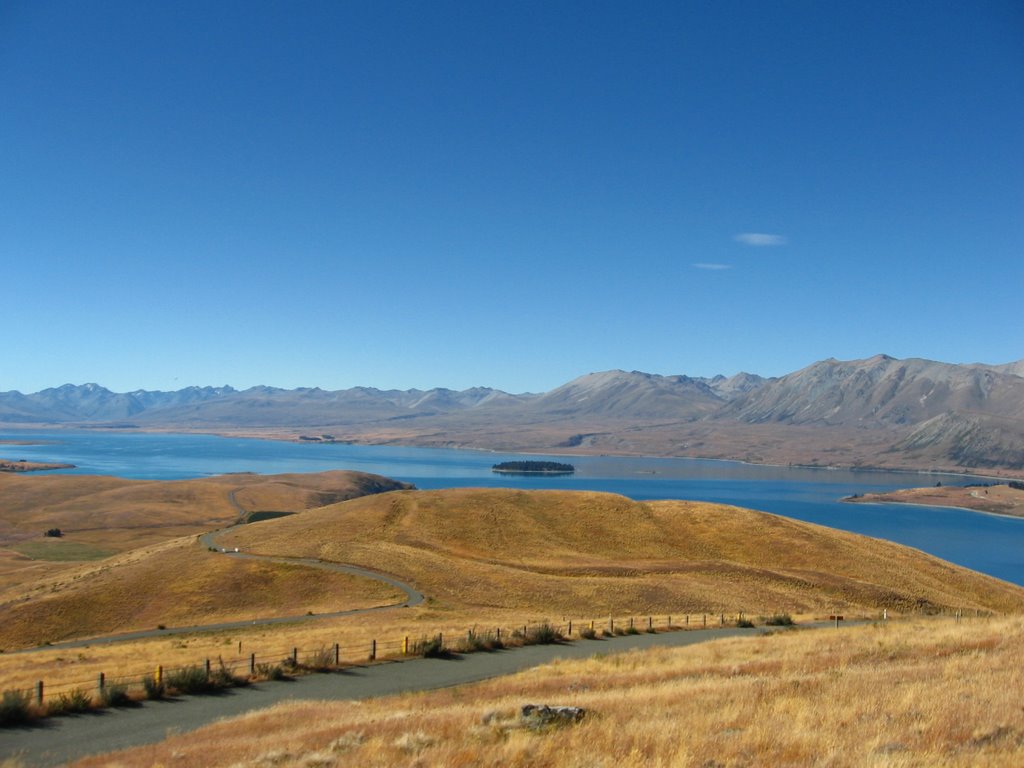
left=219, top=488, right=1024, bottom=616
left=0, top=470, right=412, bottom=591
left=0, top=535, right=404, bottom=649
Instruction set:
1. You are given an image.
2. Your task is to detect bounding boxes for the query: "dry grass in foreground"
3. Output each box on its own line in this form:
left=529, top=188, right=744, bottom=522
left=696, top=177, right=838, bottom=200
left=74, top=616, right=1024, bottom=768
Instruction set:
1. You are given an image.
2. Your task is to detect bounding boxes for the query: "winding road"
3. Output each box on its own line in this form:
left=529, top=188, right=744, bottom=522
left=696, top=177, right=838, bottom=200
left=12, top=496, right=424, bottom=654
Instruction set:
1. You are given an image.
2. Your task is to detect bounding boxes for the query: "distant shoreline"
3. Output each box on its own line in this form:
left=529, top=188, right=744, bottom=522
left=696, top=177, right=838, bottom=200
left=843, top=485, right=1024, bottom=520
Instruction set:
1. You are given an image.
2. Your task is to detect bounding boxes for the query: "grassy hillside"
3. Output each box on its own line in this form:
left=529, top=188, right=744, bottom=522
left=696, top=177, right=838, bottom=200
left=0, top=470, right=412, bottom=592
left=74, top=615, right=1024, bottom=768
left=220, top=488, right=1024, bottom=617
left=0, top=535, right=404, bottom=649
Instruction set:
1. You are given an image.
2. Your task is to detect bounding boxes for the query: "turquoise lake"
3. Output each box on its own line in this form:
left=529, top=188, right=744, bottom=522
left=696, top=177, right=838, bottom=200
left=3, top=429, right=1022, bottom=586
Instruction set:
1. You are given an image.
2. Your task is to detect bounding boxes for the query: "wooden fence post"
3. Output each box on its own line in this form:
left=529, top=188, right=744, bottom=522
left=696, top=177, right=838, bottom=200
left=335, top=643, right=340, bottom=665
left=403, top=636, right=409, bottom=655
left=156, top=665, right=163, bottom=685
left=97, top=672, right=105, bottom=694
left=249, top=653, right=256, bottom=674
left=36, top=680, right=44, bottom=706
left=370, top=639, right=376, bottom=661
left=292, top=648, right=298, bottom=665
left=205, top=659, right=211, bottom=677
left=648, top=616, right=653, bottom=630
left=702, top=614, right=706, bottom=628
left=567, top=620, right=572, bottom=636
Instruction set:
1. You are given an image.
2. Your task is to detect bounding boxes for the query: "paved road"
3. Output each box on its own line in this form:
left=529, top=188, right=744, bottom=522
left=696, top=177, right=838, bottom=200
left=11, top=528, right=424, bottom=655
left=0, top=625, right=781, bottom=767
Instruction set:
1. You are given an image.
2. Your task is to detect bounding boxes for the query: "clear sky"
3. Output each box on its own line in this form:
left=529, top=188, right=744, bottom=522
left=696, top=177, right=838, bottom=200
left=2, top=1, right=1022, bottom=394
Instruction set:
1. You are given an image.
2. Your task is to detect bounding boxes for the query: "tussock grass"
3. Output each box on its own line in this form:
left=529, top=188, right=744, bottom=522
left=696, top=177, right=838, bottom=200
left=219, top=488, right=1024, bottom=619
left=0, top=470, right=409, bottom=594
left=70, top=616, right=1024, bottom=767
left=0, top=536, right=403, bottom=649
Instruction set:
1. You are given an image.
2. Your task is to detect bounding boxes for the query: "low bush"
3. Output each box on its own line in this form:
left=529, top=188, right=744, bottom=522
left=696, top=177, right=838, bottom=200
left=624, top=626, right=641, bottom=636
left=99, top=683, right=134, bottom=708
left=523, top=623, right=562, bottom=645
left=579, top=626, right=597, bottom=640
left=165, top=661, right=242, bottom=695
left=764, top=614, right=794, bottom=627
left=0, top=689, right=33, bottom=727
left=737, top=618, right=755, bottom=628
left=255, top=662, right=289, bottom=681
left=142, top=674, right=165, bottom=700
left=455, top=629, right=504, bottom=653
left=48, top=689, right=92, bottom=716
left=302, top=646, right=337, bottom=672
left=412, top=634, right=449, bottom=658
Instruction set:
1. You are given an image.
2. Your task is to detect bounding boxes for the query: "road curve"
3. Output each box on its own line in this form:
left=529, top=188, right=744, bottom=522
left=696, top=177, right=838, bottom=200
left=11, top=526, right=424, bottom=655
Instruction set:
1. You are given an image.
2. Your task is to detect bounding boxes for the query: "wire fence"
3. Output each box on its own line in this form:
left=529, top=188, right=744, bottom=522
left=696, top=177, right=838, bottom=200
left=1, top=606, right=985, bottom=718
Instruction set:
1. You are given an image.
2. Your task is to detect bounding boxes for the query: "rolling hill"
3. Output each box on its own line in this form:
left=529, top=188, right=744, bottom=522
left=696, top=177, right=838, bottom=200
left=218, top=488, right=1024, bottom=617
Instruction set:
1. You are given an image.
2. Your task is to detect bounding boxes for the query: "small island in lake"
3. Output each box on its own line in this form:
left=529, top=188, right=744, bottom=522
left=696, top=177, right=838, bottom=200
left=0, top=458, right=76, bottom=473
left=492, top=460, right=575, bottom=475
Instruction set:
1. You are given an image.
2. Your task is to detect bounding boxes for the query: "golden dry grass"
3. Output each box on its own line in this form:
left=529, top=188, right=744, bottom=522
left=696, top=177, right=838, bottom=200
left=3, top=486, right=1022, bottom=702
left=0, top=536, right=404, bottom=650
left=0, top=470, right=410, bottom=592
left=72, top=615, right=1024, bottom=768
left=219, top=488, right=1024, bottom=617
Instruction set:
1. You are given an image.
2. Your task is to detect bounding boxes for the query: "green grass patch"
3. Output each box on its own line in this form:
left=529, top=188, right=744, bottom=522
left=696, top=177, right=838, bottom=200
left=12, top=540, right=115, bottom=562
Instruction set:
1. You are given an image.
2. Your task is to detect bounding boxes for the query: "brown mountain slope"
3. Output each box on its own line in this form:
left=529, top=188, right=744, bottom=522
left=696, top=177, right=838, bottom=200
left=220, top=488, right=1024, bottom=617
left=0, top=470, right=412, bottom=594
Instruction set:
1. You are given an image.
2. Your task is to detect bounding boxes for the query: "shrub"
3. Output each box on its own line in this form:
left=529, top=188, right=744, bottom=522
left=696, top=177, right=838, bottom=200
left=165, top=663, right=241, bottom=695
left=624, top=626, right=641, bottom=636
left=0, top=690, right=33, bottom=726
left=579, top=626, right=597, bottom=639
left=455, top=629, right=503, bottom=653
left=737, top=619, right=755, bottom=628
left=99, top=683, right=133, bottom=708
left=142, top=674, right=165, bottom=700
left=48, top=689, right=92, bottom=715
left=764, top=614, right=795, bottom=627
left=303, top=646, right=337, bottom=672
left=523, top=623, right=562, bottom=645
left=255, top=663, right=289, bottom=681
left=412, top=634, right=448, bottom=658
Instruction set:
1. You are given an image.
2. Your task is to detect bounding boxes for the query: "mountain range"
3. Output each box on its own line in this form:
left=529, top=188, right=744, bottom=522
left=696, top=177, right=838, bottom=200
left=2, top=355, right=1023, bottom=473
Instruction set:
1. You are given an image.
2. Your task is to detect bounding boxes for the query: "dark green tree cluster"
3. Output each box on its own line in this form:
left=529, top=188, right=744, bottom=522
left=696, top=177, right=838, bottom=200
left=491, top=461, right=575, bottom=473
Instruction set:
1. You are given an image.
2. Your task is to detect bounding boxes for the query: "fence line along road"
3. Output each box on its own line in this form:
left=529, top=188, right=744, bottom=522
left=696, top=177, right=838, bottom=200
left=1, top=622, right=801, bottom=768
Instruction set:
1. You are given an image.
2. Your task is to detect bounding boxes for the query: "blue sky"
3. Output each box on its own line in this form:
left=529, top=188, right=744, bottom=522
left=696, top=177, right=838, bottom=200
left=2, top=1, right=1022, bottom=394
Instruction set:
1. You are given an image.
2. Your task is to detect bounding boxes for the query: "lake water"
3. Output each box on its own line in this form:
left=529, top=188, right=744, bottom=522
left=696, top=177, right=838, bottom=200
left=3, top=429, right=1023, bottom=586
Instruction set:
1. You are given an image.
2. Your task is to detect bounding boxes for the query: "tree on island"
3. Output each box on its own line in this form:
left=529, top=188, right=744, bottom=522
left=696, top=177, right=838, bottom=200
left=491, top=461, right=575, bottom=474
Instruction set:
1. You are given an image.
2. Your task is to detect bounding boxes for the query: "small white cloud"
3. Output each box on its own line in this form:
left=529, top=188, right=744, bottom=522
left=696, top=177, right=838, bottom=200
left=734, top=233, right=787, bottom=246
left=692, top=263, right=732, bottom=270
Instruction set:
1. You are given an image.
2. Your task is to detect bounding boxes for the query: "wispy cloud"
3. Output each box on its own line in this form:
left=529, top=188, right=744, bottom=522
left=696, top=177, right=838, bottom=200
left=692, top=262, right=733, bottom=270
left=734, top=233, right=787, bottom=246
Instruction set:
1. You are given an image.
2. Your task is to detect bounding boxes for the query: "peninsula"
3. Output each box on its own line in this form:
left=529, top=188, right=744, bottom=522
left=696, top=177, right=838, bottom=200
left=844, top=482, right=1024, bottom=519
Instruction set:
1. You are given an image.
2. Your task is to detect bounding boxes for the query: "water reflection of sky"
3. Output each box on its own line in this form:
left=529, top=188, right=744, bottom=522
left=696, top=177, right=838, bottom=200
left=3, top=429, right=1022, bottom=585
